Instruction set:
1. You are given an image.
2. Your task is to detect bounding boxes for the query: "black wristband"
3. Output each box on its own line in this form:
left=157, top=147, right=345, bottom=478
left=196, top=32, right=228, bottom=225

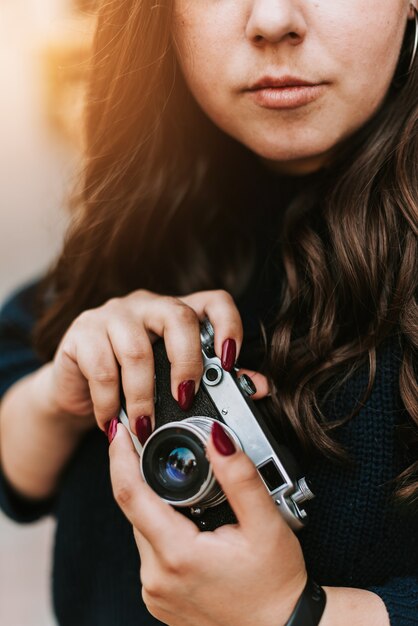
left=284, top=577, right=326, bottom=626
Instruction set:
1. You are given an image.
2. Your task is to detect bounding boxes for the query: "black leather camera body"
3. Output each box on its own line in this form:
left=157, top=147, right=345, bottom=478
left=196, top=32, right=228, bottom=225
left=119, top=319, right=314, bottom=532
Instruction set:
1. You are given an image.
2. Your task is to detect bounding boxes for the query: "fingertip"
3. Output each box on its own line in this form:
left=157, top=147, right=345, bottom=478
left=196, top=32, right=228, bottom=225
left=105, top=417, right=119, bottom=444
left=211, top=421, right=237, bottom=456
left=234, top=368, right=271, bottom=400
left=213, top=333, right=239, bottom=369
left=176, top=378, right=196, bottom=411
left=108, top=420, right=143, bottom=471
left=98, top=400, right=123, bottom=433
left=108, top=419, right=129, bottom=447
left=220, top=337, right=237, bottom=372
left=125, top=399, right=155, bottom=431
left=133, top=414, right=153, bottom=446
left=205, top=427, right=245, bottom=484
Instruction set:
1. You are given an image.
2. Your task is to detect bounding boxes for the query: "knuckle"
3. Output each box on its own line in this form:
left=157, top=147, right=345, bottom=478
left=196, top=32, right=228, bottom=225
left=141, top=574, right=164, bottom=599
left=102, top=297, right=122, bottom=312
left=90, top=368, right=119, bottom=385
left=171, top=301, right=198, bottom=324
left=113, top=481, right=134, bottom=507
left=127, top=394, right=154, bottom=410
left=129, top=288, right=152, bottom=302
left=60, top=338, right=75, bottom=359
left=73, top=308, right=95, bottom=328
left=173, top=354, right=203, bottom=371
left=157, top=294, right=178, bottom=308
left=119, top=340, right=151, bottom=363
left=161, top=551, right=189, bottom=576
left=214, top=288, right=234, bottom=303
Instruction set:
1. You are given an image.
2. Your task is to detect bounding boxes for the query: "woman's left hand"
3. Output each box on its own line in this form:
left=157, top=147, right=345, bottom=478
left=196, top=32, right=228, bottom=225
left=108, top=370, right=307, bottom=626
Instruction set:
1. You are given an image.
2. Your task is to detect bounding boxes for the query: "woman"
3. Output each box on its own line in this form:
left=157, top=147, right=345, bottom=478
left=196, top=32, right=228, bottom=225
left=0, top=0, right=417, bottom=624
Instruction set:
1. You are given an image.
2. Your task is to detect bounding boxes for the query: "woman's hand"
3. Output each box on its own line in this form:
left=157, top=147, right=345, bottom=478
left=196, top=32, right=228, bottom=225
left=48, top=289, right=246, bottom=435
left=108, top=419, right=307, bottom=626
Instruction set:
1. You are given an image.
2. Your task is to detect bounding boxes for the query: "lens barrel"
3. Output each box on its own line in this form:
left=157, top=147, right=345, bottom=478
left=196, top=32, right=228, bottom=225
left=141, top=417, right=239, bottom=509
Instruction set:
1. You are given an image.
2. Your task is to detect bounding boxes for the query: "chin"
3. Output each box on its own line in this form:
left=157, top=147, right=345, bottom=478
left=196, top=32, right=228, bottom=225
left=237, top=127, right=339, bottom=173
left=246, top=141, right=332, bottom=173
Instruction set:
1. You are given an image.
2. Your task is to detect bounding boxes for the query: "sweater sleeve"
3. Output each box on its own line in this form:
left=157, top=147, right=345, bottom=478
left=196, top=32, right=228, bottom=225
left=0, top=278, right=57, bottom=523
left=368, top=577, right=418, bottom=626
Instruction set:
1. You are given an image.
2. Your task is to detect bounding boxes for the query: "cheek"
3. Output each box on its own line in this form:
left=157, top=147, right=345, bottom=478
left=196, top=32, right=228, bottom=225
left=321, top=3, right=406, bottom=112
left=171, top=7, right=238, bottom=123
left=177, top=49, right=230, bottom=121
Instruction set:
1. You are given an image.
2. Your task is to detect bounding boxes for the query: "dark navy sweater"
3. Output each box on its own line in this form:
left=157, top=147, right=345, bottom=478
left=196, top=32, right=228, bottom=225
left=0, top=172, right=417, bottom=625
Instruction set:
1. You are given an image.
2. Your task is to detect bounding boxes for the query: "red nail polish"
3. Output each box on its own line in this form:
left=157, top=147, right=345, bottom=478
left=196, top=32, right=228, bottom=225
left=211, top=421, right=236, bottom=456
left=135, top=415, right=152, bottom=446
left=178, top=380, right=195, bottom=411
left=107, top=417, right=118, bottom=444
left=104, top=421, right=110, bottom=436
left=221, top=338, right=236, bottom=371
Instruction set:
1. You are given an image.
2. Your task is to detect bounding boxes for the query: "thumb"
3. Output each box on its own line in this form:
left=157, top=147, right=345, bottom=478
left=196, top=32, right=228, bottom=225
left=206, top=422, right=285, bottom=538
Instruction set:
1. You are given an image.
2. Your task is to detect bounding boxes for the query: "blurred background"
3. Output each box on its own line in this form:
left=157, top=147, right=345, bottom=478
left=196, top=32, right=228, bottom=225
left=0, top=1, right=95, bottom=623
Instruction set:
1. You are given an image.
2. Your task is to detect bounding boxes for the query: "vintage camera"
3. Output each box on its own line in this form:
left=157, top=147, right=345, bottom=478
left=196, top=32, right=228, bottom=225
left=118, top=318, right=314, bottom=532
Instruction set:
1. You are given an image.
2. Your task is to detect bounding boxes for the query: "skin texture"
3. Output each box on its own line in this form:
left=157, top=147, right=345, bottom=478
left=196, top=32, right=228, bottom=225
left=171, top=0, right=415, bottom=173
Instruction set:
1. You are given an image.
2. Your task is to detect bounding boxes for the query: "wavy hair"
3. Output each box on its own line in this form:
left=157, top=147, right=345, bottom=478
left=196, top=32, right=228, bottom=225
left=33, top=0, right=418, bottom=498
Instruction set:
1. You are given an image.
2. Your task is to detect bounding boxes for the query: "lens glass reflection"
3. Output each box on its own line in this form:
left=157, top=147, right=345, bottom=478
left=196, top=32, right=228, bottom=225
left=159, top=446, right=197, bottom=486
left=142, top=425, right=212, bottom=502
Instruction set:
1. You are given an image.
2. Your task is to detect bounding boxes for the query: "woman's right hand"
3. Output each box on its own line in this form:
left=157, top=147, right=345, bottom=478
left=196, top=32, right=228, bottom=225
left=49, top=288, right=260, bottom=440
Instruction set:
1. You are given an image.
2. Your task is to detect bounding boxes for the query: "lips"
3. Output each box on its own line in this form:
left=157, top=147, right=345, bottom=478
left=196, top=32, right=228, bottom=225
left=248, top=75, right=320, bottom=90
left=245, top=75, right=327, bottom=110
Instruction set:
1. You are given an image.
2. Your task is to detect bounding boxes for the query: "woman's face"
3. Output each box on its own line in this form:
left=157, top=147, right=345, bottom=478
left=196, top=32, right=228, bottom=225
left=171, top=0, right=415, bottom=173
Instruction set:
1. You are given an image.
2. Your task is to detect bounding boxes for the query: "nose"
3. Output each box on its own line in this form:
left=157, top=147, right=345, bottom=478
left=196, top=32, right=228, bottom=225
left=245, top=0, right=307, bottom=46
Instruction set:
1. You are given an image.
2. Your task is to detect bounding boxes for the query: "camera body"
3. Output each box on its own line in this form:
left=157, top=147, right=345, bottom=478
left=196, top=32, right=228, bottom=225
left=119, top=319, right=314, bottom=532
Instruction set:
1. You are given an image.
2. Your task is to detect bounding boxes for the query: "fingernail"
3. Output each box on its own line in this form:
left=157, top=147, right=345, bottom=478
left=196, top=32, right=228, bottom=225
left=178, top=380, right=195, bottom=411
left=106, top=417, right=118, bottom=444
left=135, top=415, right=152, bottom=446
left=211, top=421, right=236, bottom=456
left=221, top=338, right=236, bottom=372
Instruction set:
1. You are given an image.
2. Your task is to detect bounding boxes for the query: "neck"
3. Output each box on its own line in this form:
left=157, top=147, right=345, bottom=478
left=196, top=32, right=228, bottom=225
left=257, top=151, right=334, bottom=176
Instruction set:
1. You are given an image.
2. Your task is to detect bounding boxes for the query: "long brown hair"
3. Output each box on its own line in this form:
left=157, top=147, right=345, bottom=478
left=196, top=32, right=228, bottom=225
left=34, top=0, right=418, bottom=498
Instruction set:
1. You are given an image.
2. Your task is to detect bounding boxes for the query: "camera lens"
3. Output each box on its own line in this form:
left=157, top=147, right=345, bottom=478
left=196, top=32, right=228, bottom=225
left=142, top=425, right=211, bottom=503
left=141, top=418, right=237, bottom=508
